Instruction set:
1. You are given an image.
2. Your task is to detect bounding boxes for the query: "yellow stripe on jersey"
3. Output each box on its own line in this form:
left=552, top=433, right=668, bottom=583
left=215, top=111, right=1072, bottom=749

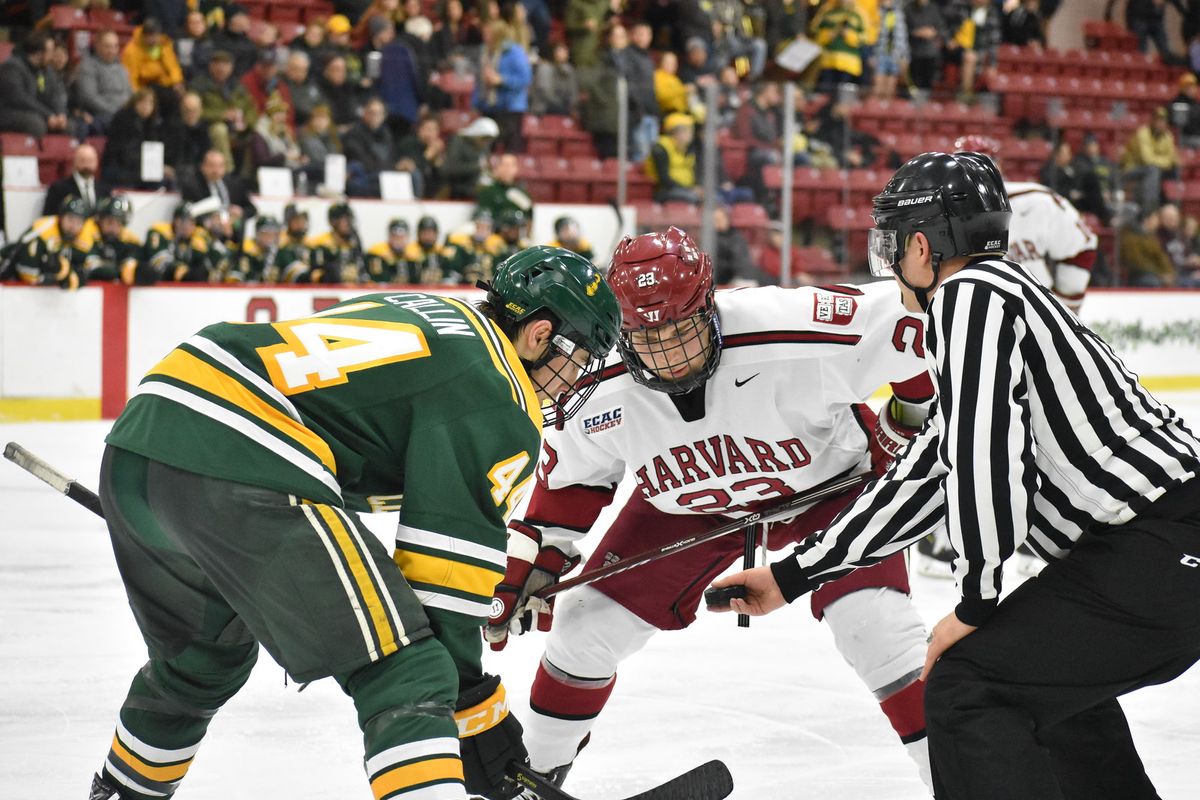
left=370, top=757, right=464, bottom=799
left=109, top=736, right=193, bottom=783
left=147, top=348, right=338, bottom=474
left=315, top=505, right=399, bottom=658
left=440, top=297, right=543, bottom=429
left=394, top=548, right=504, bottom=599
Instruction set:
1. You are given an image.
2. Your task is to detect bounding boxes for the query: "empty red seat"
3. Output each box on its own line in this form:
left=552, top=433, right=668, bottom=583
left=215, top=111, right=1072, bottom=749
left=40, top=134, right=77, bottom=161
left=730, top=202, right=769, bottom=245
left=439, top=109, right=472, bottom=134
left=796, top=246, right=844, bottom=278
left=1, top=133, right=39, bottom=156
left=38, top=159, right=60, bottom=186
left=269, top=6, right=302, bottom=24
left=436, top=71, right=475, bottom=112
left=46, top=5, right=90, bottom=29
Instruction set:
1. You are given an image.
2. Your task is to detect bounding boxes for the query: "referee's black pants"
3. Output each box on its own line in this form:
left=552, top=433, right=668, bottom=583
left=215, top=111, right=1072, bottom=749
left=925, top=483, right=1200, bottom=800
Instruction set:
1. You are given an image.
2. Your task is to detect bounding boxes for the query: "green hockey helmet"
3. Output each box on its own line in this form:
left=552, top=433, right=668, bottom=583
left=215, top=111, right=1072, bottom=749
left=497, top=208, right=525, bottom=229
left=483, top=245, right=621, bottom=428
left=328, top=202, right=354, bottom=224
left=96, top=195, right=132, bottom=224
left=172, top=202, right=196, bottom=227
left=256, top=214, right=282, bottom=233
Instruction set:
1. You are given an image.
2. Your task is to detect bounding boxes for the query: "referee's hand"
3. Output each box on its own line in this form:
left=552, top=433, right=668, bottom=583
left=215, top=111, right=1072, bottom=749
left=921, top=611, right=978, bottom=682
left=709, top=567, right=786, bottom=617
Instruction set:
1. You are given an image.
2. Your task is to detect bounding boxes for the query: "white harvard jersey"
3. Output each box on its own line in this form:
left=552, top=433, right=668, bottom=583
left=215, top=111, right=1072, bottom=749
left=1005, top=181, right=1097, bottom=287
left=533, top=282, right=930, bottom=540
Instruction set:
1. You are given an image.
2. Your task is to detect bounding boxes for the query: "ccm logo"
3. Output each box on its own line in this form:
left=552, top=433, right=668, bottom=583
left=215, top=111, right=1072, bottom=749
left=1181, top=554, right=1200, bottom=568
left=897, top=196, right=934, bottom=207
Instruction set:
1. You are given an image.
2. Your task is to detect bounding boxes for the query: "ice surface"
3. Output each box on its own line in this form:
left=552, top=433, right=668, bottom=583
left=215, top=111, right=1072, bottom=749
left=4, top=394, right=1200, bottom=798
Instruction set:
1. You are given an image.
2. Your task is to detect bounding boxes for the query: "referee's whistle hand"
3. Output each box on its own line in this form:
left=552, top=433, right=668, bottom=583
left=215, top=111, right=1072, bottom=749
left=920, top=610, right=978, bottom=682
left=710, top=568, right=786, bottom=616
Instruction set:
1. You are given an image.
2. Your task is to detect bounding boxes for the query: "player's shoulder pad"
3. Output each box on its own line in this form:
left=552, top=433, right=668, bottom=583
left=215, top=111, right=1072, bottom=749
left=716, top=283, right=874, bottom=338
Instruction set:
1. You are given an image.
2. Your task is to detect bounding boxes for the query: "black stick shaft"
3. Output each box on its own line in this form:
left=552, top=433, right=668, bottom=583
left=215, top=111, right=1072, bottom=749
left=738, top=527, right=755, bottom=628
left=537, top=472, right=873, bottom=600
left=4, top=442, right=105, bottom=518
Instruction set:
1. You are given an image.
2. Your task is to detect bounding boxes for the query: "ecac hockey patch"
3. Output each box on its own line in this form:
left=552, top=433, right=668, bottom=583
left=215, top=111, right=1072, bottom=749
left=813, top=292, right=857, bottom=325
left=583, top=407, right=623, bottom=434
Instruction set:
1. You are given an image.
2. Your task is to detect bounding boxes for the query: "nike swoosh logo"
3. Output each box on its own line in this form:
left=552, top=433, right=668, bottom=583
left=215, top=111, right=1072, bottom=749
left=734, top=374, right=760, bottom=388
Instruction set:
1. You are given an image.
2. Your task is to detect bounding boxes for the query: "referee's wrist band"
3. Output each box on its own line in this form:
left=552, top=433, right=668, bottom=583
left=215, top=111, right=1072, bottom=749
left=955, top=597, right=999, bottom=627
left=771, top=557, right=819, bottom=604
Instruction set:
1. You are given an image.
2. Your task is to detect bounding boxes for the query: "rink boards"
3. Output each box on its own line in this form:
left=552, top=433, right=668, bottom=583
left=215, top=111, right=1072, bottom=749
left=0, top=284, right=1198, bottom=421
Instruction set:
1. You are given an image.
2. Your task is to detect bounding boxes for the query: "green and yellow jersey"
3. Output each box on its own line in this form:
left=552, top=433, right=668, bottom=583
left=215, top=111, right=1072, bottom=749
left=236, top=238, right=282, bottom=283
left=404, top=240, right=448, bottom=284
left=442, top=231, right=505, bottom=284
left=548, top=237, right=595, bottom=264
left=365, top=241, right=416, bottom=284
left=106, top=292, right=542, bottom=680
left=141, top=222, right=211, bottom=285
left=84, top=223, right=143, bottom=285
left=305, top=230, right=364, bottom=284
left=13, top=216, right=96, bottom=288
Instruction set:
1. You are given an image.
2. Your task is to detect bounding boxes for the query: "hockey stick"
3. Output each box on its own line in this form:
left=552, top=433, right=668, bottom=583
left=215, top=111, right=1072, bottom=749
left=508, top=758, right=733, bottom=800
left=4, top=443, right=733, bottom=800
left=4, top=442, right=104, bottom=518
left=535, top=471, right=874, bottom=600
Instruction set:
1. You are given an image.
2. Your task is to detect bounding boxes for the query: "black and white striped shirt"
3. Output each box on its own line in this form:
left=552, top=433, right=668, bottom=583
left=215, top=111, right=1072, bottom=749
left=771, top=258, right=1200, bottom=625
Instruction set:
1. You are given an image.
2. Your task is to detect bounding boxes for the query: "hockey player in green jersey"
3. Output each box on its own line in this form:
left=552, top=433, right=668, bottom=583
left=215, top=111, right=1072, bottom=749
left=88, top=246, right=621, bottom=800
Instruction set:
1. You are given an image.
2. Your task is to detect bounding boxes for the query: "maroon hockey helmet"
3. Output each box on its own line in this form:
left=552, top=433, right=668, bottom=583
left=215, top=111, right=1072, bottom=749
left=606, top=227, right=722, bottom=394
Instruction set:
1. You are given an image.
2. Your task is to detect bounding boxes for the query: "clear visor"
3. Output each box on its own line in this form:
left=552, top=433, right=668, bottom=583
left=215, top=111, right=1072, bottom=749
left=540, top=333, right=606, bottom=430
left=867, top=228, right=899, bottom=278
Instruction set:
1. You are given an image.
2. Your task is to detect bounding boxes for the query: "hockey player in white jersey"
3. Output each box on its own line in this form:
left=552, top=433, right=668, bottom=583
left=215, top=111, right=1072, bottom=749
left=914, top=135, right=1100, bottom=580
left=485, top=227, right=937, bottom=793
left=955, top=135, right=1098, bottom=314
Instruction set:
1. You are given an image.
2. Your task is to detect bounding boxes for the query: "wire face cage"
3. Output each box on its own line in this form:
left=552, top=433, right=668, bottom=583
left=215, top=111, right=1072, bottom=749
left=617, top=307, right=722, bottom=396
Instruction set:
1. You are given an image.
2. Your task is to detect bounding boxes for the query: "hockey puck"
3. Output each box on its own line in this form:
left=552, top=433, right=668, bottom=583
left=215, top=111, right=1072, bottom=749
left=704, top=585, right=747, bottom=608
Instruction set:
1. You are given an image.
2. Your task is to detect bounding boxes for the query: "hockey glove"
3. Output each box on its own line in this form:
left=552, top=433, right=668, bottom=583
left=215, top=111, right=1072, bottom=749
left=456, top=674, right=527, bottom=800
left=871, top=397, right=923, bottom=474
left=485, top=523, right=580, bottom=651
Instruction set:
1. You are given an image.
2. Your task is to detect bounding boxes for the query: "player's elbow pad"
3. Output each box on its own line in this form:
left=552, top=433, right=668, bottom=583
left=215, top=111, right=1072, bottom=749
left=1054, top=253, right=1094, bottom=312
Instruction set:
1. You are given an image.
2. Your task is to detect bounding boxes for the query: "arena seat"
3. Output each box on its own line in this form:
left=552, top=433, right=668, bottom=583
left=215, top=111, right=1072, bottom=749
left=1, top=133, right=40, bottom=156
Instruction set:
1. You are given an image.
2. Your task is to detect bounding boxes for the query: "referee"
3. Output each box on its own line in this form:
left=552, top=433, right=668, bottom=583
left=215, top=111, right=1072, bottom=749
left=712, top=151, right=1200, bottom=800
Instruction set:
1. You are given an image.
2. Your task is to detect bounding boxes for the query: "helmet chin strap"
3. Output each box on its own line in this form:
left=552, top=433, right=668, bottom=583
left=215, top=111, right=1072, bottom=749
left=894, top=252, right=942, bottom=313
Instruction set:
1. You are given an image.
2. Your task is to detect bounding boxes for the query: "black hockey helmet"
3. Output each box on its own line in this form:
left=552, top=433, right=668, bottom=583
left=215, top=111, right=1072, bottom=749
left=96, top=195, right=132, bottom=224
left=59, top=195, right=90, bottom=221
left=417, top=214, right=439, bottom=233
left=869, top=151, right=1011, bottom=309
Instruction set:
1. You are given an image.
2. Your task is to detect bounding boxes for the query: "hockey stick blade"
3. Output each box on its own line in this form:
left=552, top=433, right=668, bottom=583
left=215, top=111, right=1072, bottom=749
left=623, top=760, right=733, bottom=800
left=507, top=759, right=732, bottom=800
left=4, top=442, right=105, bottom=518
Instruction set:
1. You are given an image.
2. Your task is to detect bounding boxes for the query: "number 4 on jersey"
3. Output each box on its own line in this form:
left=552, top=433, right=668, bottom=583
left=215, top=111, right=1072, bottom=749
left=489, top=451, right=532, bottom=517
left=258, top=318, right=432, bottom=395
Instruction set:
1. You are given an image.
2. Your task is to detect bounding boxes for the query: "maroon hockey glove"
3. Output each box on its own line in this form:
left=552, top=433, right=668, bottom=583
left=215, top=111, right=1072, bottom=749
left=485, top=523, right=579, bottom=651
left=870, top=398, right=923, bottom=474
left=455, top=674, right=528, bottom=800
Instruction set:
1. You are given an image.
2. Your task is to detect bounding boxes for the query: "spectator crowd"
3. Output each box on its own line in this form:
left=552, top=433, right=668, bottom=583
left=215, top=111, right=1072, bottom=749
left=1, top=0, right=1199, bottom=287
